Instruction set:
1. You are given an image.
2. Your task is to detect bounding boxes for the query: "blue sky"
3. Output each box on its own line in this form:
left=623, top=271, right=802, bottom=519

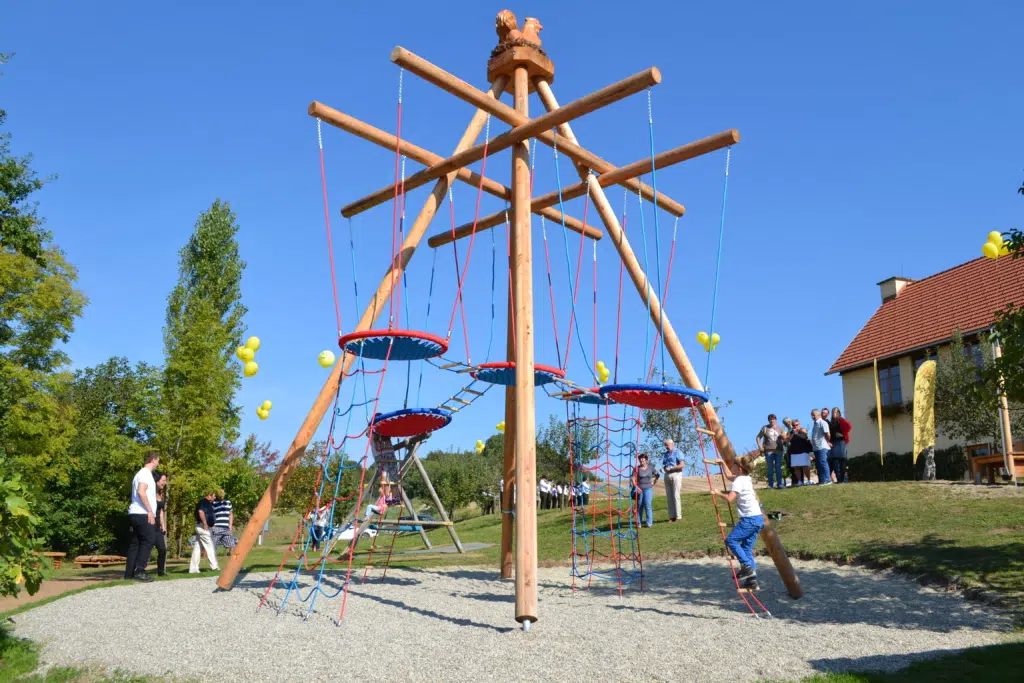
left=4, top=1, right=1022, bottom=462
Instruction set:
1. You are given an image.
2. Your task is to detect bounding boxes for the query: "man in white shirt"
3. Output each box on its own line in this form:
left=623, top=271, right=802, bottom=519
left=810, top=409, right=833, bottom=486
left=125, top=451, right=161, bottom=581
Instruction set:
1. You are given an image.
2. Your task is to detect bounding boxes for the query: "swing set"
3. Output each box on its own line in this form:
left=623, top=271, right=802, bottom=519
left=217, top=10, right=803, bottom=630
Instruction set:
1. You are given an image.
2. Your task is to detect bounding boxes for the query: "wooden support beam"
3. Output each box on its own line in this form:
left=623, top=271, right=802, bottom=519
left=215, top=77, right=506, bottom=591
left=310, top=101, right=600, bottom=241
left=341, top=66, right=661, bottom=218
left=408, top=448, right=464, bottom=552
left=534, top=79, right=803, bottom=601
left=390, top=46, right=685, bottom=216
left=436, top=128, right=739, bottom=247
left=511, top=66, right=538, bottom=627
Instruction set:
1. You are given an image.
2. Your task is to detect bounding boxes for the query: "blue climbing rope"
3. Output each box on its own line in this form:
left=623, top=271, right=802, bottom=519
left=704, top=148, right=731, bottom=388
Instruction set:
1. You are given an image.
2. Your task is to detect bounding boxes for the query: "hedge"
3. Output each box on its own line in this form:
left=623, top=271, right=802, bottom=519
left=846, top=446, right=969, bottom=482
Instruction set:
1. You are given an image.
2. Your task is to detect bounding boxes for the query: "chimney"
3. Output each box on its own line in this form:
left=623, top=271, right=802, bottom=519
left=877, top=276, right=913, bottom=303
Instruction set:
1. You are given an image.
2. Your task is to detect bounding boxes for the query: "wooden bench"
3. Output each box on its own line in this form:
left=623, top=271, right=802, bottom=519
left=971, top=452, right=1024, bottom=485
left=42, top=551, right=67, bottom=570
left=74, top=554, right=126, bottom=569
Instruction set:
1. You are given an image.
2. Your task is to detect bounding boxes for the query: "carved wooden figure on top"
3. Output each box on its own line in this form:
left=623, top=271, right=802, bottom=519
left=492, top=10, right=545, bottom=57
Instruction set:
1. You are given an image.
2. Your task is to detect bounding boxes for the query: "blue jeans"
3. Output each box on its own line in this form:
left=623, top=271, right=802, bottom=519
left=765, top=451, right=784, bottom=488
left=814, top=449, right=832, bottom=483
left=829, top=440, right=848, bottom=482
left=726, top=515, right=765, bottom=570
left=636, top=488, right=654, bottom=527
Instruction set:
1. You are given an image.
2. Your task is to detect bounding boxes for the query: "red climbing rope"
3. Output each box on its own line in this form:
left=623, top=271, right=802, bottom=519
left=316, top=120, right=343, bottom=335
left=562, top=193, right=591, bottom=371
left=690, top=406, right=770, bottom=617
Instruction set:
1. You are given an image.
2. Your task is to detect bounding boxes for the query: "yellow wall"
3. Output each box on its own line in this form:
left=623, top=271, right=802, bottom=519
left=839, top=352, right=960, bottom=457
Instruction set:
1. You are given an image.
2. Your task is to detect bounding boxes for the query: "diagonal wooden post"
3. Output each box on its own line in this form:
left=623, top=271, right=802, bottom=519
left=534, top=78, right=802, bottom=600
left=215, top=76, right=507, bottom=590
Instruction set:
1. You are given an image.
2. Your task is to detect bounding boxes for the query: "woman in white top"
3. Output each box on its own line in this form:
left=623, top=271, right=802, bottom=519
left=705, top=454, right=765, bottom=589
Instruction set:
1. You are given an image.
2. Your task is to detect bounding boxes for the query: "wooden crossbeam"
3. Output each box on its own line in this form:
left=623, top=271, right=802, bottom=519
left=310, top=102, right=600, bottom=241
left=341, top=66, right=662, bottom=218
left=432, top=129, right=739, bottom=248
left=390, top=47, right=685, bottom=216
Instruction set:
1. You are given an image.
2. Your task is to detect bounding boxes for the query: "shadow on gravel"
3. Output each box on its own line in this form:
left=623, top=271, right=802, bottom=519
left=348, top=590, right=516, bottom=634
left=637, top=562, right=1011, bottom=633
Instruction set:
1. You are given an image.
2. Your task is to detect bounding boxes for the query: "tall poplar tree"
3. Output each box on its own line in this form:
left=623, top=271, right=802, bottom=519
left=160, top=200, right=246, bottom=553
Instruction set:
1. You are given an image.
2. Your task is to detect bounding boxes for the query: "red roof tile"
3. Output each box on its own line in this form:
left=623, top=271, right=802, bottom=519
left=827, top=255, right=1024, bottom=375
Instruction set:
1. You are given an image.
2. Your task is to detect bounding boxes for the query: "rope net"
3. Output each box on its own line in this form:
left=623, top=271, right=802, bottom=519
left=567, top=401, right=644, bottom=593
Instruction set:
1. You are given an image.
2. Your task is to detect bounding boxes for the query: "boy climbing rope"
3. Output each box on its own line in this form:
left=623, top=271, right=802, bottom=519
left=705, top=454, right=764, bottom=590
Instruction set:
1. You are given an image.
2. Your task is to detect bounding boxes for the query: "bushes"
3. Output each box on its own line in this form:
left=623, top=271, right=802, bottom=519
left=847, top=446, right=968, bottom=482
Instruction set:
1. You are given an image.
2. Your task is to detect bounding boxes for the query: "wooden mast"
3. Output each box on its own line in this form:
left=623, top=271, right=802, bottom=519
left=510, top=63, right=538, bottom=628
left=215, top=78, right=507, bottom=591
left=533, top=77, right=803, bottom=600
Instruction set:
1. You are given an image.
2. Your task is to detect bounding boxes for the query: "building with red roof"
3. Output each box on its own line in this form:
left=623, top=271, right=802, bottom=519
left=827, top=255, right=1024, bottom=458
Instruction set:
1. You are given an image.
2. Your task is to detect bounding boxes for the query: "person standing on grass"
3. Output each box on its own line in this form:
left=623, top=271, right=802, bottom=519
left=661, top=439, right=685, bottom=522
left=757, top=415, right=786, bottom=489
left=125, top=451, right=160, bottom=582
left=211, top=488, right=235, bottom=555
left=810, top=409, right=833, bottom=486
left=705, top=454, right=764, bottom=590
left=189, top=491, right=220, bottom=573
left=153, top=472, right=168, bottom=577
left=581, top=479, right=591, bottom=507
left=829, top=407, right=852, bottom=483
left=782, top=417, right=796, bottom=487
left=633, top=453, right=659, bottom=528
left=787, top=419, right=813, bottom=486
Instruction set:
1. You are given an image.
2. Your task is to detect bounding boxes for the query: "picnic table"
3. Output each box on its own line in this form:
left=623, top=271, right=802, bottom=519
left=42, top=552, right=67, bottom=570
left=74, top=555, right=126, bottom=569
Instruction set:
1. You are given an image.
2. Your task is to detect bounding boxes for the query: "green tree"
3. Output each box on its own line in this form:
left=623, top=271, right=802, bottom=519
left=42, top=358, right=161, bottom=554
left=159, top=200, right=247, bottom=554
left=0, top=471, right=43, bottom=598
left=935, top=331, right=1024, bottom=445
left=0, top=54, right=86, bottom=493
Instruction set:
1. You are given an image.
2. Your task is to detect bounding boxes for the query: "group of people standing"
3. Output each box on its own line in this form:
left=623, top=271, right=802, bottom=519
left=123, top=450, right=237, bottom=581
left=756, top=408, right=852, bottom=488
left=537, top=477, right=590, bottom=510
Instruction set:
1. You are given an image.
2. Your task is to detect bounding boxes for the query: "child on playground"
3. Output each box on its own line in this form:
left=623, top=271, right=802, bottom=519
left=705, top=454, right=764, bottom=590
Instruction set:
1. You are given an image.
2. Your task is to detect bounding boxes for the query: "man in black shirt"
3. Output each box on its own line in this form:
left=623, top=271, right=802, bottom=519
left=189, top=491, right=220, bottom=573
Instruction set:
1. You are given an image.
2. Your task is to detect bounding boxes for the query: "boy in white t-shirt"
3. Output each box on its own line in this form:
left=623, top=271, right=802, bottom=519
left=705, top=454, right=765, bottom=590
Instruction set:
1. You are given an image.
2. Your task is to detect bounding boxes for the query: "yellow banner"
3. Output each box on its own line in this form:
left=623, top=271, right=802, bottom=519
left=873, top=358, right=884, bottom=465
left=913, top=360, right=937, bottom=463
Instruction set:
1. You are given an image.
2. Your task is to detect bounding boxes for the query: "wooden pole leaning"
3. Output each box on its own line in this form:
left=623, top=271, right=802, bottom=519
left=511, top=66, right=538, bottom=628
left=342, top=67, right=661, bottom=218
left=310, top=102, right=600, bottom=241
left=215, top=77, right=507, bottom=591
left=437, top=129, right=740, bottom=247
left=408, top=445, right=464, bottom=552
left=390, top=47, right=684, bottom=216
left=534, top=78, right=803, bottom=600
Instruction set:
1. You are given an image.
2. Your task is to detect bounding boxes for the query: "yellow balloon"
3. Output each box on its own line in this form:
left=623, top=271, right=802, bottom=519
left=261, top=400, right=273, bottom=411
left=318, top=350, right=336, bottom=368
left=245, top=336, right=261, bottom=351
left=987, top=231, right=1004, bottom=246
left=496, top=421, right=506, bottom=433
left=475, top=439, right=485, bottom=454
left=243, top=361, right=259, bottom=378
left=999, top=242, right=1010, bottom=256
left=697, top=331, right=710, bottom=345
left=982, top=242, right=999, bottom=259
left=256, top=407, right=268, bottom=420
left=238, top=347, right=255, bottom=363
left=235, top=346, right=247, bottom=361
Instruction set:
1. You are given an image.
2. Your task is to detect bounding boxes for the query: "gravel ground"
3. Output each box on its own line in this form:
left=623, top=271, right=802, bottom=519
left=12, top=558, right=1019, bottom=683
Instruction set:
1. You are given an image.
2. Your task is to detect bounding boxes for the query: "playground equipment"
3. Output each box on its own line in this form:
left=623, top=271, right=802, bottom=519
left=217, top=10, right=803, bottom=629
